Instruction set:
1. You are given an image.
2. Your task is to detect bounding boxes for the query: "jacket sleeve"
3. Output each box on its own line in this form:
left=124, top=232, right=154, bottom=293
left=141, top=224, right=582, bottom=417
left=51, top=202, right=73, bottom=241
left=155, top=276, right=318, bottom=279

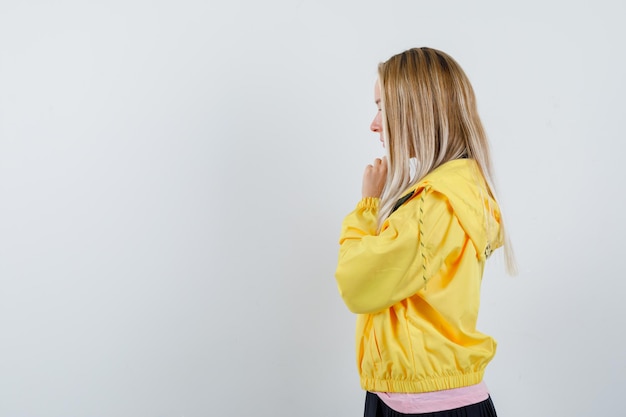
left=335, top=188, right=459, bottom=314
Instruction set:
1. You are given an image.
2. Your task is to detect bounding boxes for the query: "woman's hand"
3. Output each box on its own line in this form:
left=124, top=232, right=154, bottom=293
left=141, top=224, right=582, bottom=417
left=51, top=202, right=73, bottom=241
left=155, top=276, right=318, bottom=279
left=362, top=157, right=387, bottom=198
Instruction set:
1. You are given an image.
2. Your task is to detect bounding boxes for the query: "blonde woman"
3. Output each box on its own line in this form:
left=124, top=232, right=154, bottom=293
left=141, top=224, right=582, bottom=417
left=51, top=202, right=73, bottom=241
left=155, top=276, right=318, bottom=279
left=335, top=47, right=514, bottom=417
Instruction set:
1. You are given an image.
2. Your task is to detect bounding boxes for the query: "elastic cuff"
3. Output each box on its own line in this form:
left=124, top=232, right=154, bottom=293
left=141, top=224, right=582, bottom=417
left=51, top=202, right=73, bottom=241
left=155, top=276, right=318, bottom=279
left=358, top=197, right=380, bottom=210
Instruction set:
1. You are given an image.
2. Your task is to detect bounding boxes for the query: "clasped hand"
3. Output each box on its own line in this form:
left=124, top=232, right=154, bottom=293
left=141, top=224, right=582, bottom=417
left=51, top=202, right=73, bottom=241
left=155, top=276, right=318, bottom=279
left=362, top=157, right=387, bottom=199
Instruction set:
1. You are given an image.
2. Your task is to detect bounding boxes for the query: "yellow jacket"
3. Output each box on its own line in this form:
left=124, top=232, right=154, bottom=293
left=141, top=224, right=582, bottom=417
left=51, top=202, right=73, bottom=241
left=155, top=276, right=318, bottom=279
left=335, top=159, right=503, bottom=393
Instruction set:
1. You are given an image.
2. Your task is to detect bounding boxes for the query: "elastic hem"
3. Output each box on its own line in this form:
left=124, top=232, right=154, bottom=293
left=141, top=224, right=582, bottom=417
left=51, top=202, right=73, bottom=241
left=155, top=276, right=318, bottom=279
left=360, top=370, right=485, bottom=393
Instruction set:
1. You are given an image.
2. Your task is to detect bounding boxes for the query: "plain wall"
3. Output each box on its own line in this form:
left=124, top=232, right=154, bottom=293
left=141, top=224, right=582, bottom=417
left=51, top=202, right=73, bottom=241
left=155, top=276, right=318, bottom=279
left=1, top=1, right=624, bottom=416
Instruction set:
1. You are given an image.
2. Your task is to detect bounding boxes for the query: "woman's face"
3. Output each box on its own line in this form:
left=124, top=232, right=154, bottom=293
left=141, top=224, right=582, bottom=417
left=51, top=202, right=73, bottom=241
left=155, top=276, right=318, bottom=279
left=370, top=81, right=384, bottom=147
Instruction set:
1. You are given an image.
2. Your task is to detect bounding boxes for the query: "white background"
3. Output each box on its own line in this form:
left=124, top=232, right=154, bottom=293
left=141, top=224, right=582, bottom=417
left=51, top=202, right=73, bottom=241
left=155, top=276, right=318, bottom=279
left=1, top=1, right=625, bottom=416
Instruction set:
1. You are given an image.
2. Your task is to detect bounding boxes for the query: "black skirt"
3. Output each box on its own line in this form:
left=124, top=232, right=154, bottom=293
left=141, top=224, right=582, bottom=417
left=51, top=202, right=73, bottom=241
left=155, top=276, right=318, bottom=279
left=364, top=392, right=498, bottom=417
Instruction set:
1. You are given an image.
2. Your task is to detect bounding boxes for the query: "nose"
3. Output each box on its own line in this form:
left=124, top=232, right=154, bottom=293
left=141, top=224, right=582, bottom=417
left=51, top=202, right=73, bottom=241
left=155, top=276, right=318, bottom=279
left=370, top=112, right=382, bottom=133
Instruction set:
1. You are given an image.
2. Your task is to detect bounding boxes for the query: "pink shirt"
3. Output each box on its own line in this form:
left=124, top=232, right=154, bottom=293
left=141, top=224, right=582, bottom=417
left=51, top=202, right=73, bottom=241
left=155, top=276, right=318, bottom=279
left=375, top=381, right=489, bottom=413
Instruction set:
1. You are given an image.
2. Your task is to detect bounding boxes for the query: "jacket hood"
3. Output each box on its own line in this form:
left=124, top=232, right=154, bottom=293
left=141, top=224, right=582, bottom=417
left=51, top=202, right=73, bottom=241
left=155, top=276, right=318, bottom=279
left=409, top=159, right=503, bottom=261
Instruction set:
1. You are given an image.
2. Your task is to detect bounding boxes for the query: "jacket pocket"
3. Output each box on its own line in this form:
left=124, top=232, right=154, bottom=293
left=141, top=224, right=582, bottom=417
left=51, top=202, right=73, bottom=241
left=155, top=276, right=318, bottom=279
left=358, top=315, right=382, bottom=375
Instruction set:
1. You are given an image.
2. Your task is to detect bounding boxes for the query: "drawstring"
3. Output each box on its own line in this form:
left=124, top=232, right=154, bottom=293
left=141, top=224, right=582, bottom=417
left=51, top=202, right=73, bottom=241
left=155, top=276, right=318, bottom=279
left=389, top=188, right=429, bottom=289
left=418, top=192, right=428, bottom=289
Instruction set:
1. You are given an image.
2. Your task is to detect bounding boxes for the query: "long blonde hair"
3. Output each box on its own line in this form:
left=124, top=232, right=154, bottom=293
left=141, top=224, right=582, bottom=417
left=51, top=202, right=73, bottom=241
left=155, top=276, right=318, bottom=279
left=377, top=47, right=516, bottom=274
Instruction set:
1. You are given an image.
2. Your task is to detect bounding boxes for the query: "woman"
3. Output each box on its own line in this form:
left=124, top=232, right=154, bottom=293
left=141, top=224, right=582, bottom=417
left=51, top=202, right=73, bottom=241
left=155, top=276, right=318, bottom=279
left=335, top=47, right=515, bottom=417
